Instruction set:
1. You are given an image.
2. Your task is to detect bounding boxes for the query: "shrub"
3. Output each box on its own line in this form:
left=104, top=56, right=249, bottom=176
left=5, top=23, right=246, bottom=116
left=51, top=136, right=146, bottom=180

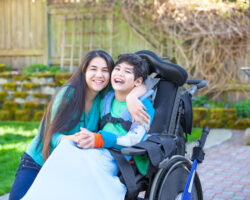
left=23, top=102, right=43, bottom=110
left=233, top=100, right=250, bottom=118
left=0, top=110, right=11, bottom=121
left=22, top=83, right=40, bottom=91
left=12, top=92, right=28, bottom=99
left=192, top=95, right=227, bottom=108
left=33, top=110, right=45, bottom=121
left=0, top=72, right=12, bottom=78
left=2, top=82, right=17, bottom=91
left=3, top=101, right=20, bottom=110
left=22, top=64, right=68, bottom=75
left=55, top=73, right=73, bottom=86
left=200, top=119, right=221, bottom=128
left=192, top=96, right=211, bottom=107
left=34, top=72, right=55, bottom=78
left=32, top=93, right=51, bottom=99
left=0, top=92, right=8, bottom=101
left=13, top=75, right=29, bottom=81
left=0, top=64, right=6, bottom=72
left=193, top=108, right=209, bottom=127
left=233, top=119, right=250, bottom=130
left=14, top=110, right=32, bottom=121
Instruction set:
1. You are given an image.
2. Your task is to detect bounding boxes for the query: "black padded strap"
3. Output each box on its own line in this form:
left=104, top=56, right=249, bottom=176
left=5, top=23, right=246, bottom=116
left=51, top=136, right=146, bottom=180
left=135, top=139, right=163, bottom=167
left=100, top=113, right=132, bottom=132
left=134, top=136, right=176, bottom=167
left=109, top=149, right=139, bottom=200
left=180, top=91, right=193, bottom=135
left=148, top=136, right=176, bottom=157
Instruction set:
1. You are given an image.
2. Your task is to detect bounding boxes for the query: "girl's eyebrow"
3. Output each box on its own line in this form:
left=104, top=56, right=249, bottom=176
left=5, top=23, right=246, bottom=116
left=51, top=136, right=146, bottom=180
left=89, top=65, right=108, bottom=69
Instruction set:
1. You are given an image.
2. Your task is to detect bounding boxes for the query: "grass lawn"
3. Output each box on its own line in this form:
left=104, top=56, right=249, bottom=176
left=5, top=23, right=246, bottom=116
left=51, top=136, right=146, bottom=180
left=0, top=121, right=202, bottom=195
left=187, top=127, right=202, bottom=143
left=0, top=121, right=39, bottom=195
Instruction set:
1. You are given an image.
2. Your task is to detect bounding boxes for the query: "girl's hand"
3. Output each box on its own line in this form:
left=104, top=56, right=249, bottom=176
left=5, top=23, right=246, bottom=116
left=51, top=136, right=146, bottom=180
left=60, top=134, right=78, bottom=143
left=126, top=93, right=150, bottom=126
left=75, top=128, right=95, bottom=149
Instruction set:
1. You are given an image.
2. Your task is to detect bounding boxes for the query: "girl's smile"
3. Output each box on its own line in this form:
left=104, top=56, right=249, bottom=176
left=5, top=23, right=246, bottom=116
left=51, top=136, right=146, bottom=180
left=85, top=57, right=110, bottom=94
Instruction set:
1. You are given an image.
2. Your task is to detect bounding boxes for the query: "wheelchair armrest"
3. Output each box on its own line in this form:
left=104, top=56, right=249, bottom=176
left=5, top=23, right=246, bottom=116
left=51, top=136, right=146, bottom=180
left=121, top=147, right=147, bottom=156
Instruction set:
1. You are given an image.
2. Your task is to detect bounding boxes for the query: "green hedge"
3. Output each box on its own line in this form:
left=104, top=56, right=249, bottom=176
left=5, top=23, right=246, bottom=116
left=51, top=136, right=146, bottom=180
left=55, top=73, right=73, bottom=86
left=193, top=96, right=250, bottom=118
left=0, top=92, right=8, bottom=101
left=2, top=82, right=17, bottom=91
left=194, top=107, right=249, bottom=129
left=0, top=64, right=6, bottom=72
left=12, top=92, right=28, bottom=99
left=22, top=64, right=68, bottom=75
left=14, top=109, right=32, bottom=121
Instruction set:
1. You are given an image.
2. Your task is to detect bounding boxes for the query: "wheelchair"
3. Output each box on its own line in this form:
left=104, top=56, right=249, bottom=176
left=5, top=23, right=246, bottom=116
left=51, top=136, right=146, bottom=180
left=111, top=50, right=210, bottom=200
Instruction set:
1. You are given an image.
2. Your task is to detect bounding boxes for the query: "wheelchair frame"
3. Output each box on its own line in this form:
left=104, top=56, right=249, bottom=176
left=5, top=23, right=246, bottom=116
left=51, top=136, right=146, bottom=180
left=116, top=50, right=210, bottom=200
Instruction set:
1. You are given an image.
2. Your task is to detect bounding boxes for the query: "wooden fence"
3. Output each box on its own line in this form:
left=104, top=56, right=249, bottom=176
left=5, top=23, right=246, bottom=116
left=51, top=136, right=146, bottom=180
left=0, top=0, right=47, bottom=69
left=0, top=1, right=156, bottom=70
left=48, top=5, right=156, bottom=70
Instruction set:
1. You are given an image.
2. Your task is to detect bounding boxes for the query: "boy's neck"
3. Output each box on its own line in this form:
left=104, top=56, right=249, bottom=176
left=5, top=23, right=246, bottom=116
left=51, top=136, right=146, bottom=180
left=114, top=91, right=130, bottom=101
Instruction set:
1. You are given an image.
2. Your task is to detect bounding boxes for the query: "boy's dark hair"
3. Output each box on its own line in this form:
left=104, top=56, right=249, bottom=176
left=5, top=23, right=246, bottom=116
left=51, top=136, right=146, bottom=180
left=115, top=53, right=149, bottom=81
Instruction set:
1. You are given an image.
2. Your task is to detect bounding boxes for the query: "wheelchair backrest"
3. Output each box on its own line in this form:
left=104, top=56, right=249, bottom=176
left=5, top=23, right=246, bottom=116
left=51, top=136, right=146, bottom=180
left=148, top=80, right=182, bottom=134
left=135, top=50, right=188, bottom=135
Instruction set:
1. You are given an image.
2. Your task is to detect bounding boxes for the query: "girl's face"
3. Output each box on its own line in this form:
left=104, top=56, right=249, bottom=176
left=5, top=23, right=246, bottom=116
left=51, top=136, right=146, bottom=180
left=85, top=57, right=110, bottom=94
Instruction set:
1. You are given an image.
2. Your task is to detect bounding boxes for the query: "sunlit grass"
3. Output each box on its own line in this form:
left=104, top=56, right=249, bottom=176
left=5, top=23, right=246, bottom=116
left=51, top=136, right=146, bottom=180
left=0, top=121, right=39, bottom=195
left=187, top=127, right=202, bottom=143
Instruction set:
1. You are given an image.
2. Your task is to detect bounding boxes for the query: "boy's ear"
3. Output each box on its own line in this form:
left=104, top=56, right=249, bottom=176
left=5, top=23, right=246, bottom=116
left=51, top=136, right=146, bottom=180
left=134, top=77, right=143, bottom=87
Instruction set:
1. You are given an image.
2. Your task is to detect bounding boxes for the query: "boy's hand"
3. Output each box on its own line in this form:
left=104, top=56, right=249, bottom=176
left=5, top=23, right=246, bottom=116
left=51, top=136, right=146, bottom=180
left=75, top=128, right=95, bottom=149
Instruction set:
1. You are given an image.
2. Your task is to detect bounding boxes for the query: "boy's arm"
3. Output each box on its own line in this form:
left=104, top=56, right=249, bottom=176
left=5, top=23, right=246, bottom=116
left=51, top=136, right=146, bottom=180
left=127, top=84, right=150, bottom=125
left=116, top=123, right=147, bottom=147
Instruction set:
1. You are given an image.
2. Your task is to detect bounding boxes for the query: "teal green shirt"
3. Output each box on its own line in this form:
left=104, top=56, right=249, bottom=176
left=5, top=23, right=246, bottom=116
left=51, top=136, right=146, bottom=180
left=26, top=86, right=101, bottom=166
left=101, top=99, right=128, bottom=136
left=99, top=97, right=155, bottom=175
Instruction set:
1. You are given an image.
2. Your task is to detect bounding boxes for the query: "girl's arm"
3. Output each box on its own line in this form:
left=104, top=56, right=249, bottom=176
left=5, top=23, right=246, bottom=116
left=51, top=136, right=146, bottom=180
left=127, top=85, right=150, bottom=125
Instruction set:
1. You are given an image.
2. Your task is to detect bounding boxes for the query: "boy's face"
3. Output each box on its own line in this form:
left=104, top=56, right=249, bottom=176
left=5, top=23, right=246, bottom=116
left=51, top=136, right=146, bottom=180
left=111, top=62, right=142, bottom=94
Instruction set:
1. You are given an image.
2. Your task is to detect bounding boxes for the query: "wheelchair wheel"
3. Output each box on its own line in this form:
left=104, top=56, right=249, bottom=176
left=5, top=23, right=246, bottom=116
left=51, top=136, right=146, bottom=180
left=148, top=155, right=203, bottom=200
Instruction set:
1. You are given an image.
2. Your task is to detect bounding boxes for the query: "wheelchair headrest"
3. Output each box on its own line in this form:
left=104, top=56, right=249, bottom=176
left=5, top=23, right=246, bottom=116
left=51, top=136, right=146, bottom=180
left=135, top=50, right=188, bottom=86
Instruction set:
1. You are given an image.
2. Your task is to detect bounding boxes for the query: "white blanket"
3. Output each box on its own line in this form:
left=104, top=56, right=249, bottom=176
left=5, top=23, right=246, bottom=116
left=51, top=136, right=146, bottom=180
left=22, top=140, right=126, bottom=200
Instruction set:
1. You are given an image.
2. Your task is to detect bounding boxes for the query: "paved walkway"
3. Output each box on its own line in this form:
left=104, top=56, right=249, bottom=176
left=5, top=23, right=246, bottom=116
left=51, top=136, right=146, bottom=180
left=1, top=129, right=249, bottom=200
left=197, top=130, right=250, bottom=200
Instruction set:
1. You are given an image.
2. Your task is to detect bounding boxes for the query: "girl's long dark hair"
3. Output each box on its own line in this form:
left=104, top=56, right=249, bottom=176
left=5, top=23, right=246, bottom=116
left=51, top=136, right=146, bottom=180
left=37, top=49, right=114, bottom=162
